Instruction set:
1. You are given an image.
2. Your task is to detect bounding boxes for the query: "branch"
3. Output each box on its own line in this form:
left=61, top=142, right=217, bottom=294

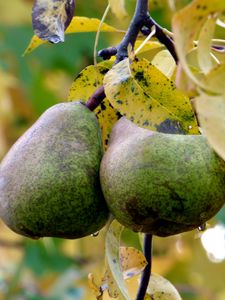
left=115, top=0, right=149, bottom=62
left=144, top=16, right=178, bottom=63
left=86, top=86, right=106, bottom=111
left=87, top=0, right=150, bottom=111
left=136, top=234, right=153, bottom=300
left=86, top=0, right=178, bottom=111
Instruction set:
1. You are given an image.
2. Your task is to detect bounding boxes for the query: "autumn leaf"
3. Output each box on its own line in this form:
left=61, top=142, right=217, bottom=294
left=194, top=92, right=225, bottom=161
left=109, top=0, right=128, bottom=20
left=103, top=58, right=198, bottom=134
left=32, top=0, right=75, bottom=43
left=68, top=61, right=120, bottom=150
left=25, top=16, right=123, bottom=54
left=105, top=220, right=129, bottom=299
left=172, top=0, right=225, bottom=93
left=146, top=273, right=182, bottom=300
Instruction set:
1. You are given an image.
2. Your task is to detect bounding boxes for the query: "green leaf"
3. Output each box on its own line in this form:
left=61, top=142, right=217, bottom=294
left=24, top=239, right=73, bottom=277
left=68, top=61, right=120, bottom=150
left=32, top=0, right=75, bottom=43
left=24, top=16, right=123, bottom=54
left=103, top=58, right=198, bottom=134
left=194, top=92, right=225, bottom=161
left=105, top=220, right=130, bottom=300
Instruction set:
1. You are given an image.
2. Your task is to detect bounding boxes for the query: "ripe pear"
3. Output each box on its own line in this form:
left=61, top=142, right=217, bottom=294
left=0, top=101, right=109, bottom=239
left=100, top=117, right=225, bottom=236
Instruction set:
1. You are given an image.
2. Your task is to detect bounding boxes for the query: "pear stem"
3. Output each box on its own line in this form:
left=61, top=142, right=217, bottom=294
left=136, top=234, right=153, bottom=300
left=86, top=0, right=178, bottom=111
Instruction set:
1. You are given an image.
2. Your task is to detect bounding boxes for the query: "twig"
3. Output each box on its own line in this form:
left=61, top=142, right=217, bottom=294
left=115, top=0, right=149, bottom=62
left=144, top=16, right=178, bottom=63
left=86, top=0, right=178, bottom=112
left=86, top=0, right=150, bottom=111
left=136, top=234, right=153, bottom=300
left=86, top=86, right=106, bottom=111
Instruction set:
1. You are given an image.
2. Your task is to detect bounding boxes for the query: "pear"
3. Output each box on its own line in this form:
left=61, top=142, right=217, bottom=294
left=0, top=101, right=109, bottom=239
left=100, top=117, right=225, bottom=236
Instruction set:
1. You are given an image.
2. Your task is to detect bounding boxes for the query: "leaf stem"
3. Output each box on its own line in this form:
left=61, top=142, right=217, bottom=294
left=85, top=86, right=106, bottom=111
left=136, top=234, right=153, bottom=300
left=144, top=16, right=178, bottom=63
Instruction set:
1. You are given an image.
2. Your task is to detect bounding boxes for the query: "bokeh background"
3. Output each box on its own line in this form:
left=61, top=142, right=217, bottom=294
left=0, top=0, right=225, bottom=299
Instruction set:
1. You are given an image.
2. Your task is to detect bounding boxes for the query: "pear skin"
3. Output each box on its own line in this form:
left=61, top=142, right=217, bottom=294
left=0, top=101, right=109, bottom=239
left=100, top=117, right=225, bottom=236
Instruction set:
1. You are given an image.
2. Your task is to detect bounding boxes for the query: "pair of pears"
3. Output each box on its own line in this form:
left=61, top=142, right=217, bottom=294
left=0, top=101, right=225, bottom=239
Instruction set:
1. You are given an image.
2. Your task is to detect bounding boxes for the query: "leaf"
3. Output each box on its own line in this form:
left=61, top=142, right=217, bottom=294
left=32, top=0, right=75, bottom=43
left=105, top=220, right=130, bottom=300
left=197, top=16, right=217, bottom=74
left=109, top=0, right=128, bottom=20
left=146, top=273, right=182, bottom=300
left=134, top=39, right=164, bottom=55
left=172, top=0, right=225, bottom=93
left=103, top=58, right=198, bottom=134
left=151, top=50, right=176, bottom=78
left=120, top=246, right=147, bottom=280
left=68, top=62, right=120, bottom=150
left=194, top=92, right=225, bottom=161
left=201, top=64, right=225, bottom=95
left=88, top=273, right=104, bottom=299
left=24, top=16, right=123, bottom=54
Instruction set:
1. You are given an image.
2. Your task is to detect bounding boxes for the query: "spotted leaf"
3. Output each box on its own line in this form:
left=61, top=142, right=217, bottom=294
left=68, top=61, right=120, bottom=150
left=103, top=58, right=198, bottom=134
left=32, top=0, right=75, bottom=43
left=25, top=17, right=122, bottom=54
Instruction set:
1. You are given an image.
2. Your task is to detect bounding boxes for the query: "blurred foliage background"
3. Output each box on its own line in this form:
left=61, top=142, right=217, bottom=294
left=0, top=0, right=225, bottom=299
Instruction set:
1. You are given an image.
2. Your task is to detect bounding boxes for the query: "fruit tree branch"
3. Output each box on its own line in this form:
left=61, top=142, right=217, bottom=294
left=86, top=0, right=150, bottom=111
left=136, top=234, right=153, bottom=300
left=115, top=0, right=149, bottom=62
left=143, top=16, right=178, bottom=63
left=86, top=0, right=178, bottom=110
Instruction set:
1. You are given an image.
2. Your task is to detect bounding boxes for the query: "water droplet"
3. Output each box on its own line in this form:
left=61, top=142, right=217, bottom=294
left=198, top=224, right=206, bottom=231
left=91, top=231, right=99, bottom=237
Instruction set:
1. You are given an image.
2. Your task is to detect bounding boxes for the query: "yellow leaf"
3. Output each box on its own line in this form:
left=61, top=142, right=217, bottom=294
left=32, top=0, right=75, bottom=43
left=103, top=58, right=198, bottom=134
left=146, top=273, right=182, bottom=300
left=172, top=0, right=225, bottom=93
left=151, top=50, right=176, bottom=78
left=109, top=0, right=128, bottom=20
left=88, top=273, right=104, bottom=299
left=135, top=39, right=163, bottom=55
left=24, top=16, right=123, bottom=54
left=67, top=61, right=119, bottom=150
left=105, top=220, right=129, bottom=300
left=201, top=64, right=225, bottom=95
left=120, top=246, right=147, bottom=280
left=194, top=92, right=225, bottom=161
left=197, top=16, right=217, bottom=74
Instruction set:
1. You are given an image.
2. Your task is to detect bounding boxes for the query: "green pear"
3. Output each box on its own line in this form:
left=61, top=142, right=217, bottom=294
left=0, top=101, right=109, bottom=239
left=100, top=117, right=225, bottom=237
